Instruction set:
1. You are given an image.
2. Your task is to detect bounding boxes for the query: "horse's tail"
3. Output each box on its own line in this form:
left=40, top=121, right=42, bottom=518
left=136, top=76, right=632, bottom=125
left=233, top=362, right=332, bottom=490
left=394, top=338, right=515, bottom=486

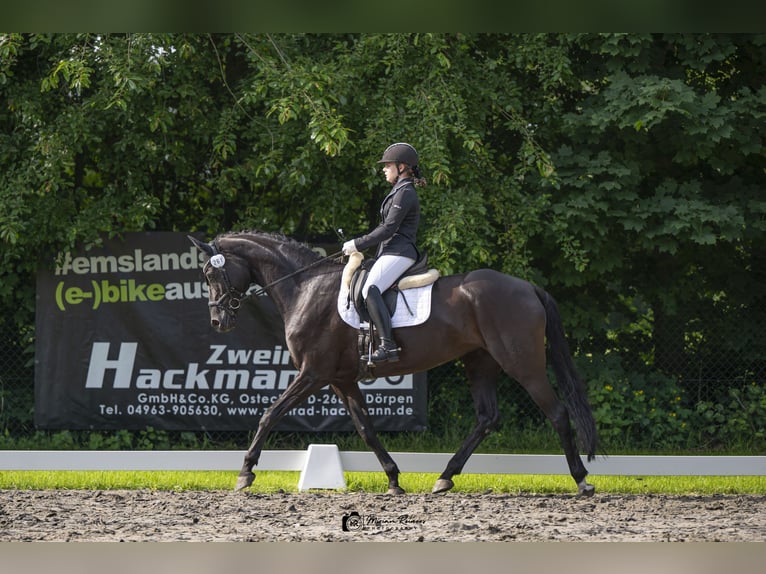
left=535, top=285, right=598, bottom=461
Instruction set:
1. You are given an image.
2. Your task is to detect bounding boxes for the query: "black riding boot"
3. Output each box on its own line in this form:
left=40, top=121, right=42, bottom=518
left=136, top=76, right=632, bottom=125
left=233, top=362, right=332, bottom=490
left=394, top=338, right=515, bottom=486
left=362, top=285, right=400, bottom=363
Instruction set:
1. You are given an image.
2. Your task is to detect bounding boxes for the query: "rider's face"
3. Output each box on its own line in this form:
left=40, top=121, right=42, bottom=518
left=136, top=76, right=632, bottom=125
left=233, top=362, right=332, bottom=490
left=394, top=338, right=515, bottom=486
left=382, top=162, right=401, bottom=185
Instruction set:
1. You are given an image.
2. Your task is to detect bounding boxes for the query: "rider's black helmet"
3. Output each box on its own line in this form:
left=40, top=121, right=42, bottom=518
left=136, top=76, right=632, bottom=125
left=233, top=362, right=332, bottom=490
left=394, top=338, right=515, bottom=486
left=377, top=142, right=419, bottom=167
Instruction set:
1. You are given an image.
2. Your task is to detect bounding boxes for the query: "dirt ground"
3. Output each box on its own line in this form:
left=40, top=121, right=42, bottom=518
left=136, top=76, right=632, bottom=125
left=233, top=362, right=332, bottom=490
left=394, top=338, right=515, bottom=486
left=1, top=489, right=765, bottom=542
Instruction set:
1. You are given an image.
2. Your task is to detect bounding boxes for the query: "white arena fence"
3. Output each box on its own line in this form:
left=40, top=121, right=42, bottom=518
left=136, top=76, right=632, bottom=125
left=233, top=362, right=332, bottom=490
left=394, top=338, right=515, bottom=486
left=1, top=448, right=764, bottom=475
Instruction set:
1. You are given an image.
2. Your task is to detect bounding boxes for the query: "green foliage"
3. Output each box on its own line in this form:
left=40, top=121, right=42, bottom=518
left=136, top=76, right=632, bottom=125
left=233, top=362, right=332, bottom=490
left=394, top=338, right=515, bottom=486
left=574, top=354, right=766, bottom=453
left=579, top=354, right=694, bottom=449
left=3, top=33, right=764, bottom=318
left=695, top=382, right=766, bottom=449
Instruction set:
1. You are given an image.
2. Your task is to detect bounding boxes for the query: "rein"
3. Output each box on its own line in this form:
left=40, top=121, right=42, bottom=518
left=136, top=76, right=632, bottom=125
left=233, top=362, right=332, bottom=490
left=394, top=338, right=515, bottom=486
left=248, top=249, right=343, bottom=297
left=205, top=241, right=343, bottom=314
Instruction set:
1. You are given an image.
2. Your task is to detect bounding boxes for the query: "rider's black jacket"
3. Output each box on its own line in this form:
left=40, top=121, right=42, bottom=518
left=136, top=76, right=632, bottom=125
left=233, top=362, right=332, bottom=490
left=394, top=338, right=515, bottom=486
left=353, top=177, right=420, bottom=260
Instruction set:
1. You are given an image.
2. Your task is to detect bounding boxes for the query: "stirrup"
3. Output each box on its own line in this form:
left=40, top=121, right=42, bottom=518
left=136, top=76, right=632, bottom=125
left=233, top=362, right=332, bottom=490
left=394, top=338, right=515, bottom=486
left=362, top=342, right=400, bottom=364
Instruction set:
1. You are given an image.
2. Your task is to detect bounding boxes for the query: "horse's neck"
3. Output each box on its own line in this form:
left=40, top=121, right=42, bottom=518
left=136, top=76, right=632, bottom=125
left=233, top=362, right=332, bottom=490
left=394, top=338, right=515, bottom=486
left=246, top=239, right=298, bottom=285
left=232, top=235, right=328, bottom=315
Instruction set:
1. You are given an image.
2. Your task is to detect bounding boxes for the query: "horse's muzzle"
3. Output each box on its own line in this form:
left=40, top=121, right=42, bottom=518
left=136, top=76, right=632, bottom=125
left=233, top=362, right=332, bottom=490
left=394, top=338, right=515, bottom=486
left=210, top=311, right=236, bottom=332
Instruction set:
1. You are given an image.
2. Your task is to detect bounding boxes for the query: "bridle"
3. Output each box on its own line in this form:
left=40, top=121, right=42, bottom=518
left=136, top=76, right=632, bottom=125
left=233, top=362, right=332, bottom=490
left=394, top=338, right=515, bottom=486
left=203, top=244, right=248, bottom=315
left=203, top=241, right=343, bottom=316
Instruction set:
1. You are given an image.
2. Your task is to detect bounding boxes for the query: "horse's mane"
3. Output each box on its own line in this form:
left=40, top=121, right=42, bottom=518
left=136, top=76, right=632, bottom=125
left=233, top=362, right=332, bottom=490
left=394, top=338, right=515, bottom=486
left=215, top=230, right=336, bottom=267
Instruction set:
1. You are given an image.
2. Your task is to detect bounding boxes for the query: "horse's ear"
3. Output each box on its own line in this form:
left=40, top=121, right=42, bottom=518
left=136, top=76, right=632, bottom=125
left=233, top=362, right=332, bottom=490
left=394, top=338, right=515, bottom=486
left=188, top=235, right=215, bottom=257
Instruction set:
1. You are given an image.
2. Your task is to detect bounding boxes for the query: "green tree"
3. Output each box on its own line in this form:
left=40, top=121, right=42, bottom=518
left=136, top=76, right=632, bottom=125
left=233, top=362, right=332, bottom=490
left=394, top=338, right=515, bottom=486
left=538, top=34, right=766, bottom=384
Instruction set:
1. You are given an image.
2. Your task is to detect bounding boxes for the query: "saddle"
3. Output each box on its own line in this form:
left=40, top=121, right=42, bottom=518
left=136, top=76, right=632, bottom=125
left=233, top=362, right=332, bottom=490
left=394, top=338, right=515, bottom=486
left=342, top=252, right=439, bottom=379
left=344, top=251, right=439, bottom=323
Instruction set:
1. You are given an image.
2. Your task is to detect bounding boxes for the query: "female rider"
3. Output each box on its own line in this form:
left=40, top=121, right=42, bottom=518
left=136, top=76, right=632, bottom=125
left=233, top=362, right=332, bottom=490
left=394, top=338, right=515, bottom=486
left=342, top=142, right=427, bottom=364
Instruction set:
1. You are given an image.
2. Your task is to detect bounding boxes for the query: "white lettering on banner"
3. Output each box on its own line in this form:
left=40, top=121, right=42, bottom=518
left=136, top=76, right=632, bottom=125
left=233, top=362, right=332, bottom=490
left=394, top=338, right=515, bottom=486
left=206, top=344, right=293, bottom=366
left=83, top=342, right=410, bottom=391
left=137, top=392, right=232, bottom=405
left=85, top=342, right=137, bottom=388
left=55, top=246, right=204, bottom=276
left=164, top=281, right=206, bottom=300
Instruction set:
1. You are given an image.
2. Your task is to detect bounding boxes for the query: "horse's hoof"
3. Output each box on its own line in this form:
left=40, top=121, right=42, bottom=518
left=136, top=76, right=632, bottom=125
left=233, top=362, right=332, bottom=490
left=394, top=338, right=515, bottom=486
left=387, top=486, right=406, bottom=495
left=432, top=479, right=454, bottom=494
left=577, top=481, right=596, bottom=497
left=234, top=472, right=255, bottom=491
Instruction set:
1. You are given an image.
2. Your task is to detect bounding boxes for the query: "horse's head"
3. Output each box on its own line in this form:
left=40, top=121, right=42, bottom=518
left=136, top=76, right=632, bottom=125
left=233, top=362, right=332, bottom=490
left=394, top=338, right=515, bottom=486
left=189, top=235, right=252, bottom=332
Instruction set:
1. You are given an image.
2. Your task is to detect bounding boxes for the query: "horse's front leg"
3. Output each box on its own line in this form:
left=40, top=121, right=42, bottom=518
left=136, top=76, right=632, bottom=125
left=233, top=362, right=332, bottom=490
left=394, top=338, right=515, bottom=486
left=235, top=371, right=323, bottom=491
left=335, top=383, right=404, bottom=495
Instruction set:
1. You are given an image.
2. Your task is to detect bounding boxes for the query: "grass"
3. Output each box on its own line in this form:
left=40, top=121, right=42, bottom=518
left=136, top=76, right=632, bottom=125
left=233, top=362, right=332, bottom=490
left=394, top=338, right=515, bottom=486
left=1, top=470, right=764, bottom=495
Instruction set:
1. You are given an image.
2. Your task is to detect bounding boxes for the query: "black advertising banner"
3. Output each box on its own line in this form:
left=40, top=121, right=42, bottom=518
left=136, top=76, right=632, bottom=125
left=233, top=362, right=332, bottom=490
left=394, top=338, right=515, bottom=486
left=34, top=232, right=427, bottom=432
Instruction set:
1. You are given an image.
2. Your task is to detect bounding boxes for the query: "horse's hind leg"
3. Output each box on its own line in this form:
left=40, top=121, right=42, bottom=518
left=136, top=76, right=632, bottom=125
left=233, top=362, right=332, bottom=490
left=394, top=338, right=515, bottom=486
left=433, top=349, right=501, bottom=494
left=335, top=384, right=405, bottom=495
left=479, top=303, right=593, bottom=496
left=515, top=371, right=594, bottom=496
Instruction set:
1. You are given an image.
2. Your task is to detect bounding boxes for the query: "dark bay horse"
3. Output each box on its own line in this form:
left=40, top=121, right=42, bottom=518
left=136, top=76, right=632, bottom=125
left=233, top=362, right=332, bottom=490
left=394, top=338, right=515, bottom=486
left=189, top=231, right=598, bottom=496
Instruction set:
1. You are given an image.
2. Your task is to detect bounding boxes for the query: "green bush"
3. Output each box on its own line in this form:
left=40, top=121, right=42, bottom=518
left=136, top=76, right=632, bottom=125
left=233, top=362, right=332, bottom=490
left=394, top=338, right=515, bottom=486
left=695, top=381, right=766, bottom=450
left=574, top=354, right=766, bottom=453
left=577, top=354, right=694, bottom=450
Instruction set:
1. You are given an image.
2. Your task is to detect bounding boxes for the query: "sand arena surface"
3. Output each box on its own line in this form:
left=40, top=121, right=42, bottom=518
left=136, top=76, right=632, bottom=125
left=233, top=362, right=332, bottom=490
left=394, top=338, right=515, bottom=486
left=2, top=489, right=764, bottom=542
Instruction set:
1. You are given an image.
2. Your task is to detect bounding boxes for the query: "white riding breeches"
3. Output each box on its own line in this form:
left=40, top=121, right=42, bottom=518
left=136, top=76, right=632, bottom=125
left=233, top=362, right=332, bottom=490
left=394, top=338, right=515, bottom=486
left=361, top=254, right=416, bottom=299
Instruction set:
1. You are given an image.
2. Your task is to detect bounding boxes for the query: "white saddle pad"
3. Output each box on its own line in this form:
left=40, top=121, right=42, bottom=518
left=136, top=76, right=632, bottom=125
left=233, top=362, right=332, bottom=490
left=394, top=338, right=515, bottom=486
left=337, top=282, right=433, bottom=329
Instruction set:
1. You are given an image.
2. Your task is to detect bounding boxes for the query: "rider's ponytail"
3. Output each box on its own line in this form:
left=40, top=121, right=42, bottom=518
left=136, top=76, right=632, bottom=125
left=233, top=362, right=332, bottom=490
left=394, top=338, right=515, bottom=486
left=412, top=165, right=428, bottom=188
